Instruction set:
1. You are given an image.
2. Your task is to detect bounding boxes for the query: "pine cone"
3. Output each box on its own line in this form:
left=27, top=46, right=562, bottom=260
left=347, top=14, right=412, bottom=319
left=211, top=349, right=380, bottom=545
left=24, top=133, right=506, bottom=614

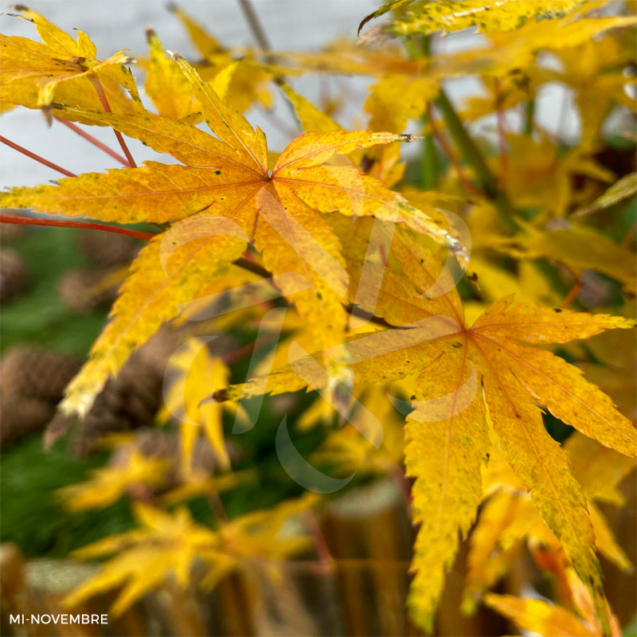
left=78, top=230, right=139, bottom=267
left=0, top=393, right=54, bottom=447
left=71, top=330, right=176, bottom=457
left=0, top=346, right=82, bottom=403
left=0, top=210, right=27, bottom=243
left=0, top=249, right=29, bottom=303
left=58, top=269, right=119, bottom=314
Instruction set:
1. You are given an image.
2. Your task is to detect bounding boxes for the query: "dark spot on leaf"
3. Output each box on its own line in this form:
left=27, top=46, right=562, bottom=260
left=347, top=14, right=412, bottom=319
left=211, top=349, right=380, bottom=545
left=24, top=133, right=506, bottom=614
left=212, top=389, right=228, bottom=403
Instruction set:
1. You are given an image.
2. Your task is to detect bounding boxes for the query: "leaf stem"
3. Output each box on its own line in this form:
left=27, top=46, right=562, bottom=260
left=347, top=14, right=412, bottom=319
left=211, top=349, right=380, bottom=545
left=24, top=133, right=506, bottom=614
left=419, top=35, right=440, bottom=190
left=0, top=135, right=76, bottom=178
left=522, top=99, right=535, bottom=136
left=434, top=89, right=519, bottom=231
left=54, top=116, right=130, bottom=167
left=89, top=75, right=137, bottom=168
left=0, top=214, right=154, bottom=241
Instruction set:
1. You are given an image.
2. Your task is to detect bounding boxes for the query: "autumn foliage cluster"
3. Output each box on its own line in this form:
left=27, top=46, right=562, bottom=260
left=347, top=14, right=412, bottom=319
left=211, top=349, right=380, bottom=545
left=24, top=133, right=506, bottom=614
left=1, top=1, right=636, bottom=635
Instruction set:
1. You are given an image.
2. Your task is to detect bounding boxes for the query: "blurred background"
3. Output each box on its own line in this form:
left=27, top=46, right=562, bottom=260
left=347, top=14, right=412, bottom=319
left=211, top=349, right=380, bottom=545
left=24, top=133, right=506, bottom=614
left=1, top=2, right=635, bottom=636
left=0, top=0, right=580, bottom=188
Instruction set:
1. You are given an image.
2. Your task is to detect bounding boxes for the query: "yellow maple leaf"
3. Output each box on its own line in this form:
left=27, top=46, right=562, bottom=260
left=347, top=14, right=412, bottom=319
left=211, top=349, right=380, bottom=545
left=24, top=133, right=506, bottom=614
left=464, top=433, right=635, bottom=612
left=281, top=83, right=343, bottom=134
left=58, top=452, right=170, bottom=511
left=576, top=172, right=637, bottom=217
left=63, top=503, right=233, bottom=616
left=550, top=36, right=636, bottom=151
left=486, top=568, right=623, bottom=637
left=365, top=74, right=439, bottom=134
left=458, top=70, right=547, bottom=124
left=64, top=495, right=318, bottom=617
left=1, top=56, right=461, bottom=417
left=501, top=135, right=613, bottom=218
left=142, top=29, right=200, bottom=121
left=496, top=219, right=637, bottom=295
left=359, top=0, right=583, bottom=43
left=169, top=3, right=273, bottom=112
left=283, top=82, right=405, bottom=187
left=0, top=6, right=140, bottom=118
left=224, top=221, right=635, bottom=629
left=160, top=337, right=245, bottom=473
left=431, top=10, right=637, bottom=79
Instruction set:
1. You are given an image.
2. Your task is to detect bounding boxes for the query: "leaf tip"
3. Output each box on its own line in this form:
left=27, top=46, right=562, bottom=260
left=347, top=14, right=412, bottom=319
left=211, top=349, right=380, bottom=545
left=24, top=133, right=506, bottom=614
left=357, top=12, right=374, bottom=36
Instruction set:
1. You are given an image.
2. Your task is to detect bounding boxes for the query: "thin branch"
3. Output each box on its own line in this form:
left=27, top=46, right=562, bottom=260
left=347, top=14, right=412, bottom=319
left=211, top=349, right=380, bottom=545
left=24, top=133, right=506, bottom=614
left=427, top=105, right=483, bottom=198
left=222, top=330, right=279, bottom=365
left=435, top=90, right=519, bottom=231
left=236, top=0, right=289, bottom=89
left=560, top=281, right=582, bottom=309
left=237, top=0, right=272, bottom=51
left=494, top=79, right=508, bottom=184
left=0, top=135, right=76, bottom=178
left=558, top=260, right=583, bottom=309
left=89, top=75, right=137, bottom=168
left=0, top=215, right=154, bottom=241
left=54, top=117, right=130, bottom=166
left=0, top=216, right=398, bottom=331
left=304, top=511, right=335, bottom=565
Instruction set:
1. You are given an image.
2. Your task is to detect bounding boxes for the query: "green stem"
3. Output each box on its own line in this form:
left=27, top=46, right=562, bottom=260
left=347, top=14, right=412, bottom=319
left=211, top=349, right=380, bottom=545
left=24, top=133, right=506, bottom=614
left=435, top=89, right=518, bottom=231
left=420, top=35, right=440, bottom=190
left=421, top=129, right=440, bottom=190
left=523, top=99, right=535, bottom=136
